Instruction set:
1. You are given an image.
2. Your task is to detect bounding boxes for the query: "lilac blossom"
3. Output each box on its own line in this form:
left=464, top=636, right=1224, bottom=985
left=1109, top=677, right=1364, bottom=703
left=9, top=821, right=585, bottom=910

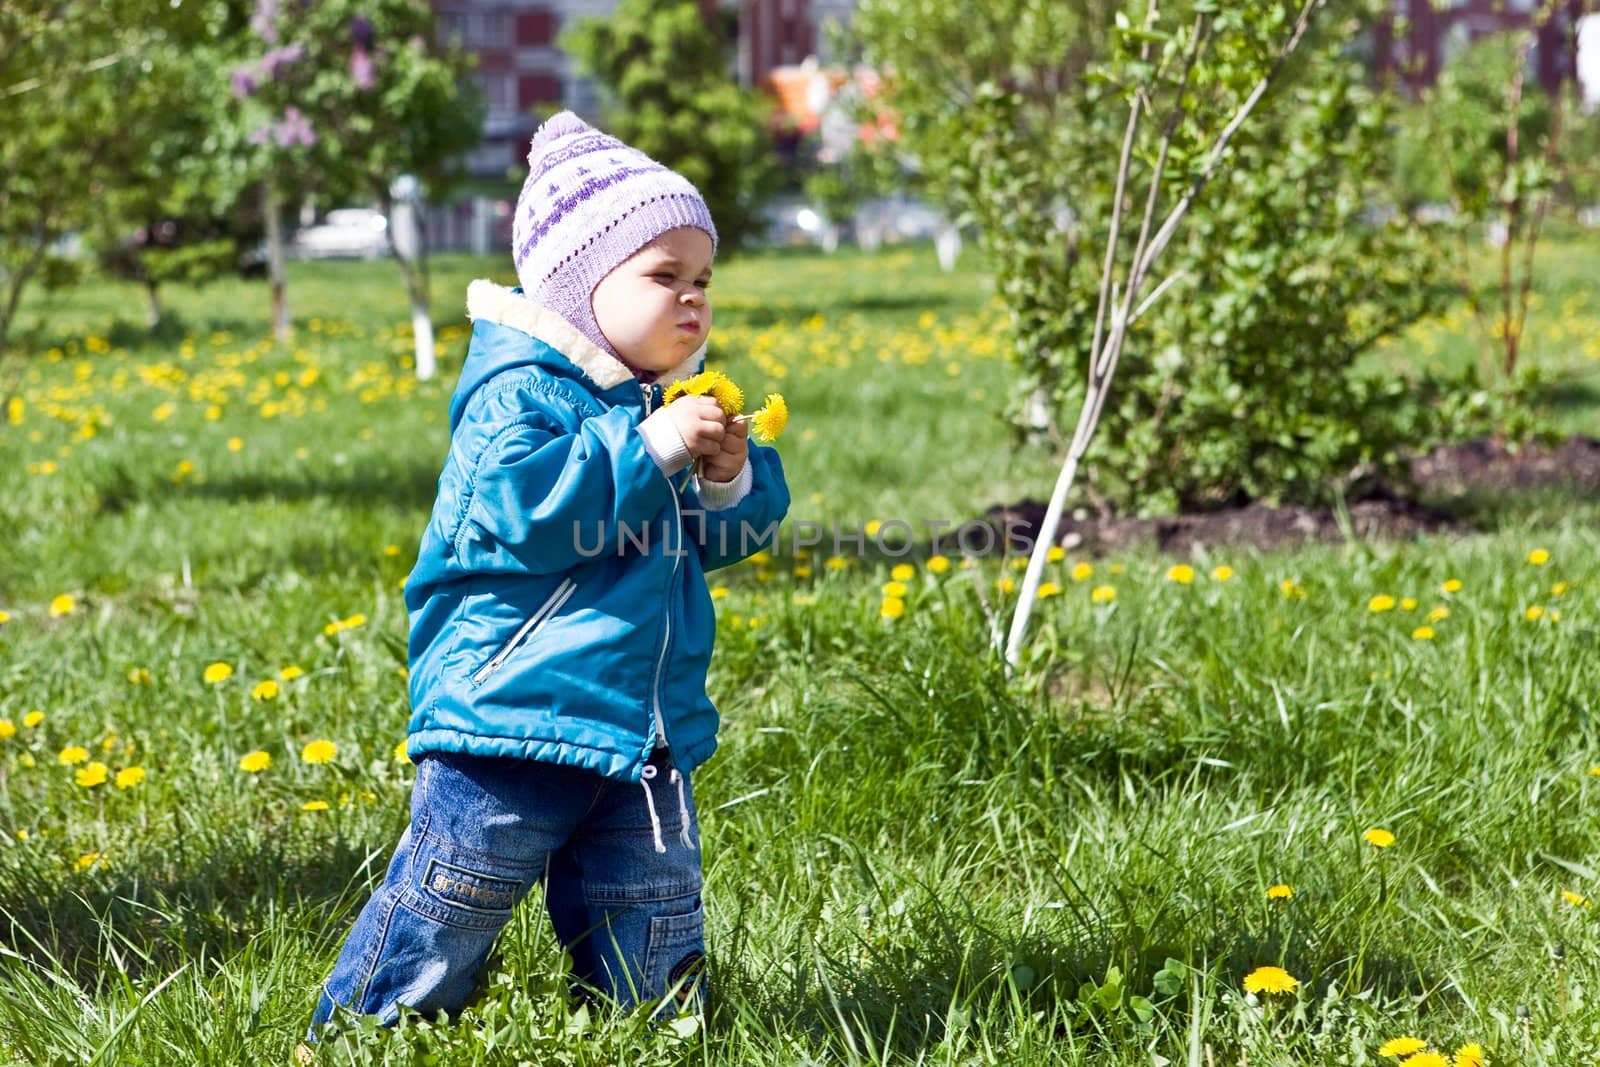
left=250, top=0, right=280, bottom=43
left=274, top=106, right=317, bottom=148
left=230, top=63, right=259, bottom=99
left=351, top=45, right=375, bottom=90
left=350, top=13, right=374, bottom=49
left=260, top=42, right=305, bottom=81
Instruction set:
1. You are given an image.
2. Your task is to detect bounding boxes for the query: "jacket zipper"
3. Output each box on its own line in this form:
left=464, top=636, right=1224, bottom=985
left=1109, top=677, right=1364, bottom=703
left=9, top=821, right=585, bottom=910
left=643, top=379, right=679, bottom=753
left=471, top=578, right=577, bottom=685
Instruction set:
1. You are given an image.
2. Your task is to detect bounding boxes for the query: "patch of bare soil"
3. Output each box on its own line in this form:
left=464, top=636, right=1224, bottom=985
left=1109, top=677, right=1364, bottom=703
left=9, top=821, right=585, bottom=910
left=988, top=435, right=1599, bottom=556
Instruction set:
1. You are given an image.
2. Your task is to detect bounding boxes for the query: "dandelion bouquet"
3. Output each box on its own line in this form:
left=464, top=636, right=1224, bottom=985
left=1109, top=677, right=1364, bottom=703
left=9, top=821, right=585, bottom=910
left=663, top=370, right=788, bottom=443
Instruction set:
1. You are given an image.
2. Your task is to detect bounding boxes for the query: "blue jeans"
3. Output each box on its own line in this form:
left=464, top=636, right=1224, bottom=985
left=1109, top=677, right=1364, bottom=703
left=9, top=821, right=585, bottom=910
left=307, top=749, right=704, bottom=1038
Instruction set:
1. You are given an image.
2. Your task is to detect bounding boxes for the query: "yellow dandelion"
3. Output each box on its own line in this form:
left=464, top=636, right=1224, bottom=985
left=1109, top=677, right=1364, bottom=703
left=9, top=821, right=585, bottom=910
left=24, top=711, right=43, bottom=728
left=1412, top=626, right=1436, bottom=641
left=882, top=580, right=908, bottom=597
left=1266, top=884, right=1294, bottom=900
left=664, top=370, right=744, bottom=417
left=1071, top=562, right=1094, bottom=582
left=1452, top=1043, right=1484, bottom=1067
left=0, top=610, right=9, bottom=624
left=1046, top=546, right=1065, bottom=563
left=49, top=594, right=76, bottom=617
left=251, top=679, right=280, bottom=702
left=394, top=740, right=412, bottom=764
left=1528, top=548, right=1550, bottom=566
left=880, top=596, right=906, bottom=620
left=1379, top=1037, right=1427, bottom=1058
left=301, top=739, right=337, bottom=765
left=1441, top=578, right=1463, bottom=594
left=1037, top=582, right=1061, bottom=599
left=1551, top=581, right=1570, bottom=597
left=1364, top=828, right=1396, bottom=848
left=1400, top=597, right=1418, bottom=610
left=279, top=665, right=304, bottom=681
left=127, top=667, right=151, bottom=685
left=0, top=720, right=13, bottom=741
left=1368, top=594, right=1397, bottom=613
left=748, top=393, right=788, bottom=442
left=863, top=520, right=883, bottom=537
left=710, top=586, right=729, bottom=600
left=1280, top=578, right=1306, bottom=599
left=1525, top=605, right=1545, bottom=621
left=74, top=852, right=104, bottom=872
left=890, top=563, right=915, bottom=582
left=1167, top=564, right=1196, bottom=584
left=301, top=800, right=331, bottom=812
left=1561, top=888, right=1590, bottom=908
left=1427, top=606, right=1450, bottom=622
left=57, top=745, right=88, bottom=766
left=227, top=437, right=244, bottom=452
left=825, top=555, right=850, bottom=571
left=75, top=761, right=109, bottom=788
left=1401, top=1053, right=1449, bottom=1067
left=114, top=766, right=145, bottom=789
left=927, top=555, right=951, bottom=574
left=1212, top=565, right=1235, bottom=582
left=996, top=577, right=1015, bottom=594
left=239, top=750, right=272, bottom=774
left=203, top=662, right=234, bottom=684
left=1241, top=966, right=1299, bottom=995
left=1091, top=585, right=1117, bottom=604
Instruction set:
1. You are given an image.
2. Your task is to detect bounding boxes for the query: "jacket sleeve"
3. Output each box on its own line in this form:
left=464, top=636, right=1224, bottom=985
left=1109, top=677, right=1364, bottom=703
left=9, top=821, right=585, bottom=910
left=681, top=442, right=791, bottom=573
left=452, top=405, right=673, bottom=575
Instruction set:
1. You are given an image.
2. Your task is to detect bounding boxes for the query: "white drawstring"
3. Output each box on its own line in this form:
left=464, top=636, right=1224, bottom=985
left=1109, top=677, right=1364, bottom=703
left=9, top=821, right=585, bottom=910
left=670, top=768, right=693, bottom=848
left=640, top=764, right=667, bottom=854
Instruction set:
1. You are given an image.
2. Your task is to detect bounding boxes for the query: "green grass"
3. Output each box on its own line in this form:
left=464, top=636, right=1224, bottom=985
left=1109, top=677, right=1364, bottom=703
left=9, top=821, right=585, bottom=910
left=0, top=240, right=1597, bottom=1064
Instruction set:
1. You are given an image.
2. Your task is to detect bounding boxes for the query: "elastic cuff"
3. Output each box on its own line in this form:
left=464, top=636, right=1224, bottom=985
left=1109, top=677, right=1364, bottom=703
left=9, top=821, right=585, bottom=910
left=694, top=459, right=753, bottom=511
left=637, top=414, right=693, bottom=476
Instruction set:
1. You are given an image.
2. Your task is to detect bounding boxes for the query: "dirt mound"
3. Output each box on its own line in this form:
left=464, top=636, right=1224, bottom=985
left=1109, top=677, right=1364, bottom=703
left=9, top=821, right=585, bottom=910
left=989, top=435, right=1597, bottom=556
left=991, top=496, right=1454, bottom=556
left=1410, top=434, right=1600, bottom=494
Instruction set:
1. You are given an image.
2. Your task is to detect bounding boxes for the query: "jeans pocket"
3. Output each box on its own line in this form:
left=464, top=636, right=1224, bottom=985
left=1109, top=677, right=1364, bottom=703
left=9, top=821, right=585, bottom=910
left=641, top=895, right=705, bottom=1009
left=401, top=835, right=533, bottom=931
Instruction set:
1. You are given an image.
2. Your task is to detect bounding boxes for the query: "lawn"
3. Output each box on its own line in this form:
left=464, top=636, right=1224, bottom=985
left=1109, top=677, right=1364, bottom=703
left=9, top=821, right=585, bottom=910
left=0, top=240, right=1597, bottom=1064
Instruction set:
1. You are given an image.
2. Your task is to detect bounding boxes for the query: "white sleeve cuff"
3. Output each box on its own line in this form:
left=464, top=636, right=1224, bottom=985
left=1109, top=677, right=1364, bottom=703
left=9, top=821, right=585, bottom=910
left=694, top=458, right=753, bottom=511
left=636, top=414, right=693, bottom=476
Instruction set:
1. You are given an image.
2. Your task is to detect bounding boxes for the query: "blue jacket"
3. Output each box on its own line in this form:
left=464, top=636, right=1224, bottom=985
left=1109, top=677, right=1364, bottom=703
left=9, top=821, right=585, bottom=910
left=402, top=281, right=790, bottom=782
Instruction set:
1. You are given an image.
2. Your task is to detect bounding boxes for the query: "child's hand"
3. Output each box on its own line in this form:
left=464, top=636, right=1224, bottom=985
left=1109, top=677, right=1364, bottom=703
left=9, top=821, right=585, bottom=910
left=700, top=417, right=748, bottom=482
left=654, top=396, right=726, bottom=458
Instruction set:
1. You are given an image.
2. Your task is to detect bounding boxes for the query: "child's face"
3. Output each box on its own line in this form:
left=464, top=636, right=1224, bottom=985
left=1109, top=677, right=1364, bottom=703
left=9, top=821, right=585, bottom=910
left=591, top=226, right=714, bottom=375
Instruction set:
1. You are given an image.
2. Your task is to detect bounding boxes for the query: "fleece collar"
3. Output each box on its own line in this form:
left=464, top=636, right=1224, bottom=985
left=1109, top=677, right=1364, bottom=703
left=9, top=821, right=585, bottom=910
left=465, top=279, right=704, bottom=392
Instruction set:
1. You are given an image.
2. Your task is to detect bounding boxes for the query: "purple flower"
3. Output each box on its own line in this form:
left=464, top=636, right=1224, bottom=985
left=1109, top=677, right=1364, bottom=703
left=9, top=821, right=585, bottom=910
left=351, top=45, right=375, bottom=89
left=261, top=42, right=305, bottom=81
left=350, top=13, right=374, bottom=49
left=230, top=63, right=259, bottom=99
left=250, top=0, right=280, bottom=43
left=274, top=106, right=316, bottom=148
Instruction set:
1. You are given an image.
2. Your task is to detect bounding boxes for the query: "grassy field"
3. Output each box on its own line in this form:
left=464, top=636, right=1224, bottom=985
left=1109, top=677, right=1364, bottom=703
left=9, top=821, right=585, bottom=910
left=0, top=240, right=1597, bottom=1064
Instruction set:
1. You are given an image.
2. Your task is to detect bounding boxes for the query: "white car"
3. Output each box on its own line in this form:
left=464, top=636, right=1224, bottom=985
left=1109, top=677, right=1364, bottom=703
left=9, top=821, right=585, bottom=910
left=292, top=208, right=389, bottom=260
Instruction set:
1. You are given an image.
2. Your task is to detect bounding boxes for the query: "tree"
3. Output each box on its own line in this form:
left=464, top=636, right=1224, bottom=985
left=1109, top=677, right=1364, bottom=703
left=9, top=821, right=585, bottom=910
left=89, top=4, right=258, bottom=328
left=564, top=0, right=777, bottom=253
left=232, top=0, right=482, bottom=375
left=0, top=0, right=218, bottom=359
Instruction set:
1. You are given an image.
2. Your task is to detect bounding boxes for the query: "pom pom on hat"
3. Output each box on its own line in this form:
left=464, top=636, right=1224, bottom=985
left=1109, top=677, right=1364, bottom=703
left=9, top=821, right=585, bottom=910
left=527, top=110, right=591, bottom=157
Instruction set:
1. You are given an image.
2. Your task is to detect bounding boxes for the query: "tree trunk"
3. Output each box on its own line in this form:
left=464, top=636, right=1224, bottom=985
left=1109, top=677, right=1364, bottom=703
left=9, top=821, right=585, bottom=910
left=145, top=279, right=162, bottom=328
left=386, top=186, right=436, bottom=380
left=263, top=183, right=291, bottom=344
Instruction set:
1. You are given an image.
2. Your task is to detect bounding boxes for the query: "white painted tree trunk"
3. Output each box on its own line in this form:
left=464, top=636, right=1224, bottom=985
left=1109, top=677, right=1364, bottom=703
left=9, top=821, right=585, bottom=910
left=263, top=183, right=291, bottom=344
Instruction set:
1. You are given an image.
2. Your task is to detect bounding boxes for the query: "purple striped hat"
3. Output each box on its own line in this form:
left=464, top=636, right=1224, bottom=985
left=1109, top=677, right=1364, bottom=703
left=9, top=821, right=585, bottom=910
left=512, top=111, right=718, bottom=363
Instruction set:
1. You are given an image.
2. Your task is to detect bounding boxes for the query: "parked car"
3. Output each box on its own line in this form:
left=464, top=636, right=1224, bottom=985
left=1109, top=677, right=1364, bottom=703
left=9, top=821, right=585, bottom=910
left=291, top=208, right=389, bottom=260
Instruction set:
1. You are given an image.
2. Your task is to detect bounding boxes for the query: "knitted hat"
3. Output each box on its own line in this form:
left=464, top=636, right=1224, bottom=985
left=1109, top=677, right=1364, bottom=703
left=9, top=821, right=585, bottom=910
left=512, top=111, right=718, bottom=365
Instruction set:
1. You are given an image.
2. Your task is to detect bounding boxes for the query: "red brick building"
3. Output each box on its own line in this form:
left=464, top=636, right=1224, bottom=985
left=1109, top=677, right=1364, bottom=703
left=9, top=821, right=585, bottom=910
left=1372, top=0, right=1588, bottom=95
